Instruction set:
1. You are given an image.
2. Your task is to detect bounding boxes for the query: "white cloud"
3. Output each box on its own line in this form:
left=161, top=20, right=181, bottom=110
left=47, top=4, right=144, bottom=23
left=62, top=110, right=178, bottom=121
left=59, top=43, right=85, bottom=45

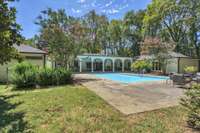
left=107, top=9, right=119, bottom=14
left=91, top=0, right=97, bottom=7
left=105, top=1, right=113, bottom=7
left=71, top=8, right=81, bottom=13
left=77, top=0, right=86, bottom=3
left=119, top=4, right=129, bottom=10
left=102, top=9, right=106, bottom=13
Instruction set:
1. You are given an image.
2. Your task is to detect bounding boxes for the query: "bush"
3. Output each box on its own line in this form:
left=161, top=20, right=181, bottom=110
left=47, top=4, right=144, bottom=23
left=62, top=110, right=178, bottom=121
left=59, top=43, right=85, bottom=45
left=12, top=62, right=37, bottom=88
left=53, top=68, right=72, bottom=85
left=181, top=84, right=200, bottom=129
left=37, top=68, right=54, bottom=86
left=131, top=60, right=152, bottom=73
left=12, top=62, right=72, bottom=88
left=184, top=66, right=197, bottom=74
left=37, top=68, right=72, bottom=86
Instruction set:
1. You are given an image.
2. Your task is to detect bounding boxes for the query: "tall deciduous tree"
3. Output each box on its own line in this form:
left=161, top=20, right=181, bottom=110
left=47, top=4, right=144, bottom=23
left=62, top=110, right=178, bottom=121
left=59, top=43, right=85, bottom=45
left=143, top=0, right=200, bottom=58
left=83, top=10, right=109, bottom=53
left=143, top=0, right=187, bottom=51
left=108, top=20, right=123, bottom=55
left=0, top=0, right=22, bottom=64
left=36, top=9, right=84, bottom=68
left=124, top=10, right=145, bottom=56
left=180, top=0, right=200, bottom=57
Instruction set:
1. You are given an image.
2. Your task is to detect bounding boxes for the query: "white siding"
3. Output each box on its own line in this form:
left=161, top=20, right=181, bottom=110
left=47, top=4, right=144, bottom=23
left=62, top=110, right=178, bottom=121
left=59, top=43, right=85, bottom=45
left=179, top=58, right=199, bottom=73
left=166, top=58, right=178, bottom=74
left=0, top=53, right=45, bottom=82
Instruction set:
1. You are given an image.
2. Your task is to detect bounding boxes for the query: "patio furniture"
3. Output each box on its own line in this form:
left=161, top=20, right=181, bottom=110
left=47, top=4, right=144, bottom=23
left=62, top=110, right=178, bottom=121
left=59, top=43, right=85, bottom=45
left=171, top=73, right=191, bottom=87
left=192, top=72, right=200, bottom=83
left=166, top=73, right=174, bottom=84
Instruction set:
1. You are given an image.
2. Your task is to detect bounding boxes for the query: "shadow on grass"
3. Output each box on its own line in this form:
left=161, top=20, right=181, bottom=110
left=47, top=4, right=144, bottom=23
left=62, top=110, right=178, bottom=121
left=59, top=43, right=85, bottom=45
left=0, top=94, right=29, bottom=132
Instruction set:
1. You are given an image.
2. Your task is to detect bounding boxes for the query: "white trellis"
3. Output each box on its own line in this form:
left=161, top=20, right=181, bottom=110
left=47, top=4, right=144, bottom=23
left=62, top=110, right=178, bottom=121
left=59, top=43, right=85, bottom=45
left=77, top=54, right=133, bottom=73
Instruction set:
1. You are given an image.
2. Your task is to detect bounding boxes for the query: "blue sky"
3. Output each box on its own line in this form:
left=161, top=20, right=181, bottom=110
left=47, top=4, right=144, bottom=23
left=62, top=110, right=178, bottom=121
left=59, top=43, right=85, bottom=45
left=12, top=0, right=151, bottom=39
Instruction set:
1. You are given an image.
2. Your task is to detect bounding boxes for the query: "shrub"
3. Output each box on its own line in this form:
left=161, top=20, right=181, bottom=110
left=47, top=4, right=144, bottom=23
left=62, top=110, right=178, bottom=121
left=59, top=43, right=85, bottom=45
left=12, top=62, right=72, bottom=88
left=53, top=68, right=72, bottom=85
left=37, top=68, right=72, bottom=86
left=184, top=66, right=197, bottom=74
left=12, top=62, right=37, bottom=88
left=131, top=60, right=152, bottom=73
left=37, top=68, right=54, bottom=86
left=181, top=84, right=200, bottom=130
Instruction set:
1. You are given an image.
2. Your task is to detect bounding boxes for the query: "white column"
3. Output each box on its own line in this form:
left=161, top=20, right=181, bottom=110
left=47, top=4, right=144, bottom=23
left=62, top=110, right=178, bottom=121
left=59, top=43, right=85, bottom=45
left=113, top=59, right=115, bottom=72
left=102, top=59, right=105, bottom=72
left=79, top=60, right=82, bottom=73
left=91, top=59, right=94, bottom=72
left=122, top=59, right=124, bottom=72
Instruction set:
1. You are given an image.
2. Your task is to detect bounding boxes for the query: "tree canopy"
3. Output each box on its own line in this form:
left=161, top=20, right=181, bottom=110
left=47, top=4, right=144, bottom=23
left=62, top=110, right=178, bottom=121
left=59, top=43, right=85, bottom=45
left=27, top=0, right=200, bottom=68
left=34, top=9, right=145, bottom=67
left=0, top=0, right=22, bottom=64
left=143, top=0, right=200, bottom=57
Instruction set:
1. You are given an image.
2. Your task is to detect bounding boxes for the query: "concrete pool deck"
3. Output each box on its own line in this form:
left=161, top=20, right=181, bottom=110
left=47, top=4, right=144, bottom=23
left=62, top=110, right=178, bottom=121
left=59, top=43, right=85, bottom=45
left=74, top=73, right=185, bottom=115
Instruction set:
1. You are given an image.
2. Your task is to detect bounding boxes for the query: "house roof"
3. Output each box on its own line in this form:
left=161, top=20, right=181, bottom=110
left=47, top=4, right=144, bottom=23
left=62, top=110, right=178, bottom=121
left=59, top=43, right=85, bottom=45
left=14, top=44, right=46, bottom=54
left=136, top=55, right=155, bottom=60
left=137, top=52, right=188, bottom=60
left=168, top=52, right=188, bottom=58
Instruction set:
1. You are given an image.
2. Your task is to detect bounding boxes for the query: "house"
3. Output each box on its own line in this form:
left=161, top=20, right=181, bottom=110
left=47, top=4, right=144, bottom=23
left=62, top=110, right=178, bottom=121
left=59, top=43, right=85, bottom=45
left=0, top=44, right=47, bottom=82
left=137, top=52, right=200, bottom=74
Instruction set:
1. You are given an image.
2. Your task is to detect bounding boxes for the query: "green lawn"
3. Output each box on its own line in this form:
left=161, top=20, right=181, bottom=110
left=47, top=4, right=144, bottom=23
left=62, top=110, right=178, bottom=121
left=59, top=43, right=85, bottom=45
left=0, top=85, right=190, bottom=133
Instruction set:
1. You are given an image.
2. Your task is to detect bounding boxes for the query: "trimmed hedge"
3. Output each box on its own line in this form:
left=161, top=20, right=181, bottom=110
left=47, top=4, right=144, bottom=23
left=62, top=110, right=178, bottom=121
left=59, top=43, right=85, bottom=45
left=12, top=62, right=72, bottom=89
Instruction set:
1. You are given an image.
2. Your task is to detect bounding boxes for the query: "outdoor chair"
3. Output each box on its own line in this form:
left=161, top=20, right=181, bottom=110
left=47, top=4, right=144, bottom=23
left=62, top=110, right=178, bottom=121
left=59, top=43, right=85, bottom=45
left=171, top=74, right=187, bottom=87
left=192, top=72, right=200, bottom=83
left=166, top=73, right=174, bottom=84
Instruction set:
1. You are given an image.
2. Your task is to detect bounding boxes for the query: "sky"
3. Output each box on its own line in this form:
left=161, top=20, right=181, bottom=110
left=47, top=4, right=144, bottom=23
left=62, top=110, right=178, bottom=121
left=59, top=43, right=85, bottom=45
left=11, top=0, right=152, bottom=39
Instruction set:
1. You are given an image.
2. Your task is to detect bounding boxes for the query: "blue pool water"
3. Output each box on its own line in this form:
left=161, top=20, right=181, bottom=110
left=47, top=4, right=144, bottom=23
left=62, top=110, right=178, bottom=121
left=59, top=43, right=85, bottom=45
left=95, top=73, right=169, bottom=84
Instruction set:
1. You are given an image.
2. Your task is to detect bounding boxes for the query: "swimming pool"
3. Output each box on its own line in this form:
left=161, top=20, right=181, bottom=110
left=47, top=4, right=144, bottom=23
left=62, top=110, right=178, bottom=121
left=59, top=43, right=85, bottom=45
left=95, top=73, right=169, bottom=84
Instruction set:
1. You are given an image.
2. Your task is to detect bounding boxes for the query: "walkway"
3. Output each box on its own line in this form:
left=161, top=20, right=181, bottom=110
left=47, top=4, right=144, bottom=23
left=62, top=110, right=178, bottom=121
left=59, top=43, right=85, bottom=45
left=74, top=74, right=184, bottom=115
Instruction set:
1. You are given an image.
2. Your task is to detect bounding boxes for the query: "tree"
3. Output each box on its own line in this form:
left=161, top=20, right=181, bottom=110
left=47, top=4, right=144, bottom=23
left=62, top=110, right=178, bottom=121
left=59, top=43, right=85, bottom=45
left=23, top=35, right=39, bottom=48
left=179, top=0, right=200, bottom=57
left=83, top=10, right=109, bottom=53
left=143, top=0, right=200, bottom=58
left=0, top=0, right=22, bottom=64
left=124, top=10, right=146, bottom=56
left=36, top=8, right=84, bottom=68
left=143, top=0, right=188, bottom=54
left=108, top=20, right=123, bottom=56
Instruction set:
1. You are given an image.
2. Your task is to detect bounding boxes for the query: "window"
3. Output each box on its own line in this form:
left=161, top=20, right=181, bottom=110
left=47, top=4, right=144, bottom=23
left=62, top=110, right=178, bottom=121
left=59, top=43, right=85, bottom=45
left=152, top=62, right=161, bottom=71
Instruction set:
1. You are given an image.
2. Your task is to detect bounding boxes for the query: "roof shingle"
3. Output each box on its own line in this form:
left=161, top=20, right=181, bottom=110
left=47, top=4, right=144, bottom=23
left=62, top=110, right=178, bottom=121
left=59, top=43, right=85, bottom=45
left=14, top=44, right=46, bottom=54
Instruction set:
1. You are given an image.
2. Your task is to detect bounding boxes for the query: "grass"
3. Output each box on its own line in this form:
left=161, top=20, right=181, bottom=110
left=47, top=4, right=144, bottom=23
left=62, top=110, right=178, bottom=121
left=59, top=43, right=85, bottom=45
left=0, top=84, right=190, bottom=133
